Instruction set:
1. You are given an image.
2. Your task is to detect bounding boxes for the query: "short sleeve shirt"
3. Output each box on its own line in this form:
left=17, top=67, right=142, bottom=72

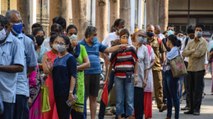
left=79, top=39, right=107, bottom=74
left=52, top=54, right=77, bottom=96
left=16, top=33, right=37, bottom=97
left=0, top=32, right=25, bottom=103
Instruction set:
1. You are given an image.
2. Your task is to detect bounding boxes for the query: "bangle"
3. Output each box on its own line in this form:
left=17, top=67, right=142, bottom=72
left=69, top=91, right=73, bottom=93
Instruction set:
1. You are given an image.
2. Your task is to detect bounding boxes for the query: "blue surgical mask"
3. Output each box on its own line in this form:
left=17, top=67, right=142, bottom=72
left=195, top=31, right=202, bottom=38
left=167, top=30, right=174, bottom=36
left=12, top=22, right=23, bottom=35
left=137, top=36, right=147, bottom=44
left=92, top=37, right=98, bottom=43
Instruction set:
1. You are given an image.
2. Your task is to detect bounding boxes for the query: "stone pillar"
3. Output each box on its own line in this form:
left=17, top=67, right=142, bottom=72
left=120, top=0, right=131, bottom=31
left=61, top=0, right=69, bottom=25
left=17, top=0, right=30, bottom=34
left=146, top=0, right=159, bottom=25
left=110, top=0, right=119, bottom=28
left=96, top=0, right=109, bottom=42
left=30, top=0, right=37, bottom=32
left=72, top=0, right=88, bottom=39
left=159, top=0, right=169, bottom=31
left=0, top=0, right=1, bottom=14
left=49, top=0, right=60, bottom=26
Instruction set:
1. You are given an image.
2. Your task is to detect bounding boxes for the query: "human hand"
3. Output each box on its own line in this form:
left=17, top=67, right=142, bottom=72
left=142, top=80, right=147, bottom=88
left=134, top=76, right=138, bottom=85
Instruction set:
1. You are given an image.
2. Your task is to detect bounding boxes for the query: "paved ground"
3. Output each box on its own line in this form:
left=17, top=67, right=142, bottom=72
left=86, top=74, right=213, bottom=119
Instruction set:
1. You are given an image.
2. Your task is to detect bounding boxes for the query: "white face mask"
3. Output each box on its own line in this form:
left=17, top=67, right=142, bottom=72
left=0, top=29, right=7, bottom=41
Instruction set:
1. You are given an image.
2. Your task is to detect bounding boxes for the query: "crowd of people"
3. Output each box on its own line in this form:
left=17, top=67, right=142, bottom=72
left=0, top=9, right=211, bottom=119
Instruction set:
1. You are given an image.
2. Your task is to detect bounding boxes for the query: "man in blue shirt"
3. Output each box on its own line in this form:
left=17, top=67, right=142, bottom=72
left=6, top=10, right=37, bottom=119
left=79, top=26, right=127, bottom=119
left=0, top=15, right=25, bottom=119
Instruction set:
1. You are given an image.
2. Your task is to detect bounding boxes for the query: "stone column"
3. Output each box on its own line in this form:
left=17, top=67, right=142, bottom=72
left=49, top=0, right=60, bottom=26
left=96, top=0, right=109, bottom=42
left=72, top=0, right=88, bottom=39
left=30, top=0, right=37, bottom=33
left=61, top=0, right=70, bottom=25
left=17, top=0, right=30, bottom=34
left=0, top=0, right=1, bottom=14
left=110, top=0, right=119, bottom=28
left=146, top=0, right=160, bottom=25
left=159, top=0, right=169, bottom=31
left=120, top=0, right=131, bottom=31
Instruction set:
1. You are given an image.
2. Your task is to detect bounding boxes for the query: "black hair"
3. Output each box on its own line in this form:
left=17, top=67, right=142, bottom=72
left=50, top=23, right=63, bottom=36
left=66, top=24, right=78, bottom=34
left=195, top=24, right=204, bottom=31
left=49, top=34, right=70, bottom=45
left=119, top=29, right=130, bottom=38
left=32, top=23, right=43, bottom=30
left=187, top=26, right=194, bottom=34
left=52, top=16, right=66, bottom=30
left=112, top=19, right=125, bottom=28
left=32, top=27, right=45, bottom=36
left=0, top=15, right=8, bottom=27
left=85, top=26, right=97, bottom=38
left=167, top=34, right=181, bottom=47
left=167, top=24, right=175, bottom=29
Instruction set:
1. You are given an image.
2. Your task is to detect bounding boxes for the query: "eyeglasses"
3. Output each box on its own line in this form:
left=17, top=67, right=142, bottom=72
left=55, top=41, right=65, bottom=45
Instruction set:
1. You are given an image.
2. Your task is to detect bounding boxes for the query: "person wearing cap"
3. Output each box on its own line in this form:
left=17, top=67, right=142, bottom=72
left=67, top=24, right=90, bottom=119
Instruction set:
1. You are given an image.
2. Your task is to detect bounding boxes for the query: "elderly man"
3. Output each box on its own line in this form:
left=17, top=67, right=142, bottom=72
left=183, top=25, right=207, bottom=115
left=0, top=15, right=25, bottom=119
left=5, top=10, right=37, bottom=119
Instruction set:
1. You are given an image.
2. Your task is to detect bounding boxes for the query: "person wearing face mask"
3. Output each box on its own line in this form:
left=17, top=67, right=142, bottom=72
left=107, top=29, right=138, bottom=119
left=154, top=25, right=165, bottom=40
left=136, top=31, right=155, bottom=119
left=32, top=27, right=45, bottom=63
left=164, top=35, right=182, bottom=119
left=180, top=27, right=194, bottom=111
left=146, top=24, right=167, bottom=112
left=67, top=25, right=90, bottom=119
left=49, top=35, right=77, bottom=119
left=0, top=15, right=25, bottom=119
left=79, top=26, right=127, bottom=119
left=5, top=10, right=38, bottom=119
left=183, top=25, right=207, bottom=115
left=99, top=19, right=132, bottom=119
left=133, top=31, right=149, bottom=119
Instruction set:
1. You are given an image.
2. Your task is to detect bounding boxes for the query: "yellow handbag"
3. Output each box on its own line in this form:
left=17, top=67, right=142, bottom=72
left=41, top=84, right=51, bottom=112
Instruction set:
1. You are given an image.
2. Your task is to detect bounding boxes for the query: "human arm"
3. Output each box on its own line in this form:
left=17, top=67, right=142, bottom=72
left=182, top=41, right=195, bottom=57
left=104, top=44, right=127, bottom=53
left=191, top=41, right=207, bottom=58
left=77, top=46, right=90, bottom=71
left=67, top=56, right=77, bottom=101
left=26, top=37, right=37, bottom=74
left=0, top=65, right=23, bottom=73
left=42, top=54, right=53, bottom=74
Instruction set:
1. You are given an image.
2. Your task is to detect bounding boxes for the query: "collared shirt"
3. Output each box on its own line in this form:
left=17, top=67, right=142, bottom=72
left=147, top=37, right=166, bottom=71
left=16, top=33, right=37, bottom=97
left=182, top=37, right=207, bottom=72
left=0, top=32, right=25, bottom=103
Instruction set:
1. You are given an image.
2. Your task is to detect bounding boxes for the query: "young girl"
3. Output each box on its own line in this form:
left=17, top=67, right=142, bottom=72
left=51, top=35, right=77, bottom=119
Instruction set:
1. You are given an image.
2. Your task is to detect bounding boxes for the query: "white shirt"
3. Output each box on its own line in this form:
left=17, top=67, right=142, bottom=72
left=102, top=32, right=132, bottom=47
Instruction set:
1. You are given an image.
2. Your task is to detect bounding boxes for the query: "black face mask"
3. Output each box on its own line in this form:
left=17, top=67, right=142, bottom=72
left=147, top=32, right=154, bottom=38
left=35, top=36, right=44, bottom=46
